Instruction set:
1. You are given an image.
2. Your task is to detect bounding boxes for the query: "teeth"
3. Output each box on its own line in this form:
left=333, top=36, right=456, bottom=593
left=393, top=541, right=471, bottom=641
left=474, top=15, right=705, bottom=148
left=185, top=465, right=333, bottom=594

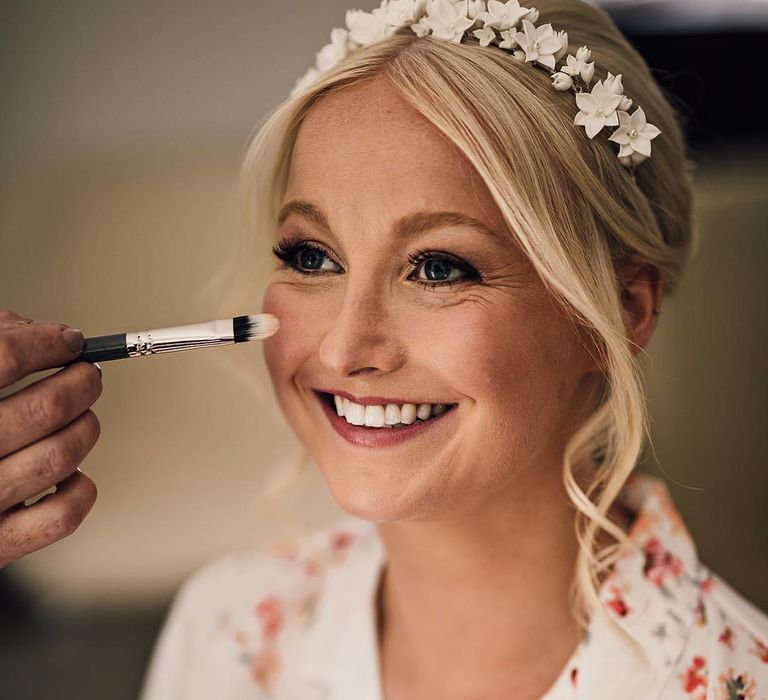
left=344, top=399, right=366, bottom=426
left=416, top=403, right=432, bottom=421
left=385, top=404, right=401, bottom=425
left=364, top=405, right=386, bottom=427
left=329, top=394, right=453, bottom=428
left=400, top=403, right=417, bottom=424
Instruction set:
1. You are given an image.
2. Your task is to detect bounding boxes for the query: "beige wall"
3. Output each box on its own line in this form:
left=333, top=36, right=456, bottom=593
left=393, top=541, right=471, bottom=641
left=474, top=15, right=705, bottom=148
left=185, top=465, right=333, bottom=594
left=1, top=2, right=766, bottom=612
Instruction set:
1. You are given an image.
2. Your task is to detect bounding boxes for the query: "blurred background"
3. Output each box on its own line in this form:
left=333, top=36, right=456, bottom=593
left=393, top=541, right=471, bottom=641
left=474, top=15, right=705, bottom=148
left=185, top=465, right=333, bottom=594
left=1, top=1, right=766, bottom=698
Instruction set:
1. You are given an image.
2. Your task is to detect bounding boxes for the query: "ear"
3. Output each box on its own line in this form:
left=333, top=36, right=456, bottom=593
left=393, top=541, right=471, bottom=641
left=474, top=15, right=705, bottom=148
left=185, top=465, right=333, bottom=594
left=616, top=260, right=664, bottom=355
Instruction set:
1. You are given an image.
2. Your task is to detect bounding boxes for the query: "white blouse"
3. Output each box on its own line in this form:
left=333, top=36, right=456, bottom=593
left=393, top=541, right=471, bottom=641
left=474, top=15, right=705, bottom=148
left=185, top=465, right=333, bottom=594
left=139, top=472, right=768, bottom=699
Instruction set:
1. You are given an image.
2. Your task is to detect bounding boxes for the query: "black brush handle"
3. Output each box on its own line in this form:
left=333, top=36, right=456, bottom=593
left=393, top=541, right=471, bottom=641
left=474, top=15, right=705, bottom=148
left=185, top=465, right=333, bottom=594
left=76, top=333, right=129, bottom=362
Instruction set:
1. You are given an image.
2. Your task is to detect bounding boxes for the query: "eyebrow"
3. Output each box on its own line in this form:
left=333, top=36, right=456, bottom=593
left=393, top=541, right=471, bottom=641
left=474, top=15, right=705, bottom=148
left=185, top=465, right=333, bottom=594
left=277, top=199, right=505, bottom=243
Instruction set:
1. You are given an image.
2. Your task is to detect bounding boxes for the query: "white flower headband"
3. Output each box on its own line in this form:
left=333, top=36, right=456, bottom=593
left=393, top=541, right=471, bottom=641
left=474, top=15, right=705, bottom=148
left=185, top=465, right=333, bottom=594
left=290, top=0, right=661, bottom=170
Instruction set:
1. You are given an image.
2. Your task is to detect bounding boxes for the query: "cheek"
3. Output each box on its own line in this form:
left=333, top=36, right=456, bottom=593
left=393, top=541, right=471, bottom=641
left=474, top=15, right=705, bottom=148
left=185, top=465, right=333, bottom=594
left=411, top=300, right=565, bottom=405
left=261, top=281, right=328, bottom=382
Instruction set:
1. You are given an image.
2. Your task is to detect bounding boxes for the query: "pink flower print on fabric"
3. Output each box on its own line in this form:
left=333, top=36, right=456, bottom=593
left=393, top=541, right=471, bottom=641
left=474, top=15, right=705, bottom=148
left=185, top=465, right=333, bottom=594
left=719, top=626, right=736, bottom=650
left=679, top=655, right=708, bottom=698
left=250, top=645, right=282, bottom=695
left=604, top=581, right=632, bottom=618
left=255, top=595, right=283, bottom=643
left=642, top=536, right=684, bottom=591
left=714, top=668, right=757, bottom=699
left=749, top=635, right=768, bottom=664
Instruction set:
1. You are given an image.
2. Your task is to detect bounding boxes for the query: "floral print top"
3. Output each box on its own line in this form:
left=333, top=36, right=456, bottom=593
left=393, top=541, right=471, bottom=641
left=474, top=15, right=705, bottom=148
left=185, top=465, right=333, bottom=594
left=140, top=472, right=768, bottom=700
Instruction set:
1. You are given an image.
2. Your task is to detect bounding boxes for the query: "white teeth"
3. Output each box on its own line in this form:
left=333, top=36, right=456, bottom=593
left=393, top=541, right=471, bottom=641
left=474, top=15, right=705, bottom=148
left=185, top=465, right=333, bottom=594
left=416, top=403, right=432, bottom=421
left=329, top=394, right=453, bottom=428
left=385, top=404, right=401, bottom=425
left=344, top=400, right=366, bottom=425
left=399, top=403, right=417, bottom=425
left=364, top=405, right=386, bottom=427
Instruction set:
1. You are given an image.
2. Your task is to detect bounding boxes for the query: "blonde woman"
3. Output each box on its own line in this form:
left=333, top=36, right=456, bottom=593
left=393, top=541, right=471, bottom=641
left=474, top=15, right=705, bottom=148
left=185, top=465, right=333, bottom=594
left=138, top=1, right=768, bottom=698
left=2, top=0, right=762, bottom=698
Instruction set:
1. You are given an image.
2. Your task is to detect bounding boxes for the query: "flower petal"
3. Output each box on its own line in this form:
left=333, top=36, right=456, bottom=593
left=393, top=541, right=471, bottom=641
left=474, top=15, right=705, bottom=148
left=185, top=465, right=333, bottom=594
left=631, top=134, right=652, bottom=157
left=585, top=115, right=605, bottom=139
left=644, top=123, right=662, bottom=140
left=575, top=92, right=596, bottom=112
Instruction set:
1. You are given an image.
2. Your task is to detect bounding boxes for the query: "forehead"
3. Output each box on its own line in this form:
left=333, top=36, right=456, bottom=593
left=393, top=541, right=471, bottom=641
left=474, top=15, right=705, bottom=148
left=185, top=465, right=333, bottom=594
left=286, top=80, right=504, bottom=229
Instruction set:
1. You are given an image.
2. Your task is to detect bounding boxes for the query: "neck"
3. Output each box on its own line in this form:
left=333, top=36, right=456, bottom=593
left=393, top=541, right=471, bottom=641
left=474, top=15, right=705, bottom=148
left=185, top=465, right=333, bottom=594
left=374, top=466, right=631, bottom=699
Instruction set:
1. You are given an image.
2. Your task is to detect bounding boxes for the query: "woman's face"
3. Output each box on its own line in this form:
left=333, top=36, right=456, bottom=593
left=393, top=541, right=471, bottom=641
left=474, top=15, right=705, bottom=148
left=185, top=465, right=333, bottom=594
left=262, top=80, right=600, bottom=523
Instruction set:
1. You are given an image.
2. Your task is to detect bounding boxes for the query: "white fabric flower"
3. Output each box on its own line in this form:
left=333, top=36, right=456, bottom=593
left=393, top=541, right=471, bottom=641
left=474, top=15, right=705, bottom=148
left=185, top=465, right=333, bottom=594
left=498, top=28, right=518, bottom=49
left=575, top=45, right=591, bottom=62
left=315, top=28, right=350, bottom=72
left=472, top=26, right=497, bottom=47
left=561, top=53, right=595, bottom=85
left=466, top=0, right=488, bottom=21
left=525, top=7, right=539, bottom=23
left=513, top=20, right=564, bottom=70
left=552, top=72, right=573, bottom=91
left=421, top=0, right=476, bottom=43
left=603, top=72, right=624, bottom=95
left=618, top=95, right=633, bottom=111
left=608, top=107, right=661, bottom=162
left=574, top=79, right=622, bottom=138
left=345, top=9, right=395, bottom=45
left=379, top=0, right=427, bottom=26
left=290, top=66, right=321, bottom=97
left=554, top=30, right=569, bottom=61
left=476, top=0, right=529, bottom=30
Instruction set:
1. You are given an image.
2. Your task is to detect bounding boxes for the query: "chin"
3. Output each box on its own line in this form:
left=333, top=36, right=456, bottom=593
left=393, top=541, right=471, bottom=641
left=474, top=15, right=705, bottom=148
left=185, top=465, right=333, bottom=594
left=315, top=461, right=428, bottom=523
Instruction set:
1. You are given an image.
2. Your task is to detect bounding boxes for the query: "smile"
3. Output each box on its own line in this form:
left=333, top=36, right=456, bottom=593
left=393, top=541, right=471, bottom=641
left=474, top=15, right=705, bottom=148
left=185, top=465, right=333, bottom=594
left=313, top=390, right=458, bottom=448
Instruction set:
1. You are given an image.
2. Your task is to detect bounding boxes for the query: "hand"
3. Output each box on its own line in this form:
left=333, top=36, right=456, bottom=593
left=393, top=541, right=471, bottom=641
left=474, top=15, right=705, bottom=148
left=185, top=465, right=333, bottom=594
left=0, top=310, right=102, bottom=568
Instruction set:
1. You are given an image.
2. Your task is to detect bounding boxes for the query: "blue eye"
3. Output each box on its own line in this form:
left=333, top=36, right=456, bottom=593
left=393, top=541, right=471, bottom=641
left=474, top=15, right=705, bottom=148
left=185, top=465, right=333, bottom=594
left=406, top=249, right=480, bottom=290
left=271, top=237, right=480, bottom=290
left=272, top=239, right=341, bottom=275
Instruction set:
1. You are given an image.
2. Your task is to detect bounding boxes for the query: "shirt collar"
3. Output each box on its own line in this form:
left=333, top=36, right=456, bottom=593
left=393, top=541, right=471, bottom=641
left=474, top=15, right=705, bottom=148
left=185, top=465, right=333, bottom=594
left=575, top=471, right=707, bottom=698
left=296, top=472, right=706, bottom=700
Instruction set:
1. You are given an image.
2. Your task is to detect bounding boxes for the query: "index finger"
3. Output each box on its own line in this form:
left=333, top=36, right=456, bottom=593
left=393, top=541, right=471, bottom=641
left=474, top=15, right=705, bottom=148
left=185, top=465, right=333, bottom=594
left=0, top=322, right=86, bottom=388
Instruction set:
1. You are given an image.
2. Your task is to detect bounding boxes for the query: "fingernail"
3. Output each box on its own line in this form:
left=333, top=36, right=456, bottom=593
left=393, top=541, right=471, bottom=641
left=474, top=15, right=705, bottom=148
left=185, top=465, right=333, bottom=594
left=62, top=328, right=84, bottom=353
left=93, top=362, right=102, bottom=378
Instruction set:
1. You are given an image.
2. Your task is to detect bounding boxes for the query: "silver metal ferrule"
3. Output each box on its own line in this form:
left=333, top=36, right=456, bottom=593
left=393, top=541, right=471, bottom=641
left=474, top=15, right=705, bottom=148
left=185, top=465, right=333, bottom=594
left=126, top=318, right=234, bottom=357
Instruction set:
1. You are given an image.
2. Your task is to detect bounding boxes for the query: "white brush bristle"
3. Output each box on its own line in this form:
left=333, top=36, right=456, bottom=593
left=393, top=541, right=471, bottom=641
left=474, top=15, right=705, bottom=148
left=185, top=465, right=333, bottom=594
left=249, top=313, right=279, bottom=339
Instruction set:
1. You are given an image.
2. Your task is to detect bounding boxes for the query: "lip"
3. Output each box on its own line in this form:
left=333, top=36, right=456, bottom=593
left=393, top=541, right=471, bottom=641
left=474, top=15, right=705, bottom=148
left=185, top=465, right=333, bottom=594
left=313, top=387, right=451, bottom=407
left=313, top=390, right=458, bottom=448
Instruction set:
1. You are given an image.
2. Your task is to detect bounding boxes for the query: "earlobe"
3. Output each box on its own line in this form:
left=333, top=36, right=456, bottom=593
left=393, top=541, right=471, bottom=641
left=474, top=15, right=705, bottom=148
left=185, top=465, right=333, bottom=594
left=617, top=261, right=664, bottom=354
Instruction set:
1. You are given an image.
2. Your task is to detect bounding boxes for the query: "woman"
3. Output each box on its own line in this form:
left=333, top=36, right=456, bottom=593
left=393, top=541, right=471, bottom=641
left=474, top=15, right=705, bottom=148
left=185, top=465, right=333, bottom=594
left=2, top=0, right=766, bottom=698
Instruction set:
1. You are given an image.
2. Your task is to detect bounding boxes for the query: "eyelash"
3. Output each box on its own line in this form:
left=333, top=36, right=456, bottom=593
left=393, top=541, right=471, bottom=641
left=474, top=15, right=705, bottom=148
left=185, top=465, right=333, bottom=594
left=271, top=236, right=481, bottom=290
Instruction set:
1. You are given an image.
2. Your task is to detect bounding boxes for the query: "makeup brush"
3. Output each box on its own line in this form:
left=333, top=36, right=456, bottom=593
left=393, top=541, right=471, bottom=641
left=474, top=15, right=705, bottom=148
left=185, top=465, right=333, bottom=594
left=60, top=314, right=279, bottom=367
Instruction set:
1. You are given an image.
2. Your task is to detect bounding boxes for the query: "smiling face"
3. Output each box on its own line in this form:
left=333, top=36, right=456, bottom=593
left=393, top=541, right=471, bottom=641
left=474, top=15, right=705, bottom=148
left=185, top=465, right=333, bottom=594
left=261, top=79, right=601, bottom=523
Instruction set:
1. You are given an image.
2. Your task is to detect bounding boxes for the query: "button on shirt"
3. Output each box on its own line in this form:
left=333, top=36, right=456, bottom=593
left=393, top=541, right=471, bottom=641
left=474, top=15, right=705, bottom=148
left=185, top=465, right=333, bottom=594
left=140, top=472, right=768, bottom=699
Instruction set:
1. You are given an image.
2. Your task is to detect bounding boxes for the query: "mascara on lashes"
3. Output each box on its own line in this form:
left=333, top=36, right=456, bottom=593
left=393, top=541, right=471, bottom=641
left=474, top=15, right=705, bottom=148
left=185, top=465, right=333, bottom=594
left=271, top=237, right=482, bottom=290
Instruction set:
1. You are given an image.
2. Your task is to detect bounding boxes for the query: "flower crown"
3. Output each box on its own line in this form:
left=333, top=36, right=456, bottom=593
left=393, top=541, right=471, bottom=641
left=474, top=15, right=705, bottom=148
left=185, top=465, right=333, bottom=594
left=290, top=0, right=661, bottom=170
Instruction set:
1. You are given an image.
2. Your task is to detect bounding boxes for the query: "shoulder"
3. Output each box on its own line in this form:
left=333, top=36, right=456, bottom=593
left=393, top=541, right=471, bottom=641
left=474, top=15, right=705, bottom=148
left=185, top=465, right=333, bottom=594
left=666, top=564, right=768, bottom=698
left=140, top=514, right=376, bottom=699
left=173, top=513, right=374, bottom=614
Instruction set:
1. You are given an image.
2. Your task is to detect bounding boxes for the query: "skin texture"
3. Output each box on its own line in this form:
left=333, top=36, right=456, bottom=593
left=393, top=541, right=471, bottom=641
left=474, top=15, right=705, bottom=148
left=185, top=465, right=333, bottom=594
left=0, top=311, right=101, bottom=569
left=261, top=78, right=662, bottom=699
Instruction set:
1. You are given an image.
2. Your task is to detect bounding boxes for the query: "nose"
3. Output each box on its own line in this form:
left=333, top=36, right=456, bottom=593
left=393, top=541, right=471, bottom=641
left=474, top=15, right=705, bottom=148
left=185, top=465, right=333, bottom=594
left=318, top=277, right=406, bottom=378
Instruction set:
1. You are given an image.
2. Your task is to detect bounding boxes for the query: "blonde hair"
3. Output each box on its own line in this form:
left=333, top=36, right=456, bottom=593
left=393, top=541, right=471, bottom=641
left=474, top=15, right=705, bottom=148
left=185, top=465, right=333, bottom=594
left=204, top=0, right=695, bottom=680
